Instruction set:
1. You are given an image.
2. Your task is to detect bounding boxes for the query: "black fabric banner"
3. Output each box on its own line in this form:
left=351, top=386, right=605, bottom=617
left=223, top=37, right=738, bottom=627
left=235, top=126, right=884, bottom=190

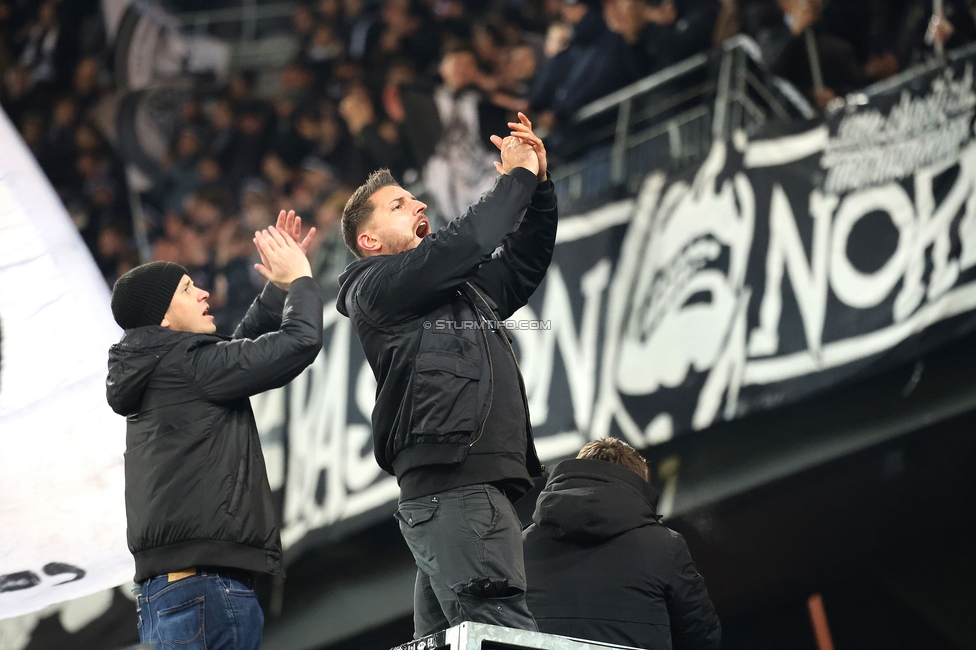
left=260, top=49, right=976, bottom=557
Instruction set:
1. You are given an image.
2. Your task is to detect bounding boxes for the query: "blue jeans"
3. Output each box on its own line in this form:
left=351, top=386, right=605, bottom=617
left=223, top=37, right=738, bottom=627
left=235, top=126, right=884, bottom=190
left=136, top=569, right=264, bottom=650
left=396, top=484, right=538, bottom=638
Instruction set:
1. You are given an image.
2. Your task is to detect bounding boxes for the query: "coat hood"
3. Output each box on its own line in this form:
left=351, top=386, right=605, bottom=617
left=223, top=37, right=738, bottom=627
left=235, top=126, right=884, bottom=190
left=336, top=256, right=383, bottom=317
left=106, top=327, right=191, bottom=416
left=531, top=458, right=661, bottom=543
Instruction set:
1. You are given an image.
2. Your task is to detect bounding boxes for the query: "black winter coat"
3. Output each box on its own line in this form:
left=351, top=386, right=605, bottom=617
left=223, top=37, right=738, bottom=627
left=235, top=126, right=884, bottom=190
left=336, top=168, right=556, bottom=479
left=106, top=278, right=323, bottom=582
left=523, top=459, right=721, bottom=650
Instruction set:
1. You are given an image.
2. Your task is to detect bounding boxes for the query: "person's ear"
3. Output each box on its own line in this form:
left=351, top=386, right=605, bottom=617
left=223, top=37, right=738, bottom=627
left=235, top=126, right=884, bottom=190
left=358, top=231, right=381, bottom=254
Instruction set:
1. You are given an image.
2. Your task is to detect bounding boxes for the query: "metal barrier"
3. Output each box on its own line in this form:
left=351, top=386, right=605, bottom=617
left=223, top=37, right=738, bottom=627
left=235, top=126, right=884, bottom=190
left=391, top=622, right=640, bottom=650
left=551, top=35, right=815, bottom=207
left=175, top=1, right=296, bottom=40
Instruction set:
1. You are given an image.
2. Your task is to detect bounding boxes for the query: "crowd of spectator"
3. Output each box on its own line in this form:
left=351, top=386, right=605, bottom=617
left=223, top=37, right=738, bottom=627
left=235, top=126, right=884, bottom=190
left=1, top=0, right=972, bottom=333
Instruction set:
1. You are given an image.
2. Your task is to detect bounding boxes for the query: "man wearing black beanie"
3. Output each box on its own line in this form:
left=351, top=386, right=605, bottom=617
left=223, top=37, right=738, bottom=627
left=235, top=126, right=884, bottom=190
left=106, top=211, right=323, bottom=650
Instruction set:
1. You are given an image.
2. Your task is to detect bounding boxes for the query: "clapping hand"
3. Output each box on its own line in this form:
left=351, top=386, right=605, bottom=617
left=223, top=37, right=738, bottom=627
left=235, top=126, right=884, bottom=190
left=273, top=209, right=316, bottom=253
left=507, top=112, right=547, bottom=181
left=253, top=211, right=315, bottom=290
left=490, top=128, right=540, bottom=178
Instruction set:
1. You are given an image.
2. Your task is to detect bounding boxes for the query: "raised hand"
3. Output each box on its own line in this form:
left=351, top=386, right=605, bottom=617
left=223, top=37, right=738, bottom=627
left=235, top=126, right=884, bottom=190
left=507, top=112, right=548, bottom=181
left=489, top=133, right=540, bottom=178
left=253, top=226, right=313, bottom=291
left=274, top=209, right=317, bottom=254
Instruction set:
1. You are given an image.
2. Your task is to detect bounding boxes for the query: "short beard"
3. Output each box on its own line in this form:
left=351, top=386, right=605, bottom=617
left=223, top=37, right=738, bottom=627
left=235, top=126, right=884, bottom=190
left=385, top=232, right=417, bottom=255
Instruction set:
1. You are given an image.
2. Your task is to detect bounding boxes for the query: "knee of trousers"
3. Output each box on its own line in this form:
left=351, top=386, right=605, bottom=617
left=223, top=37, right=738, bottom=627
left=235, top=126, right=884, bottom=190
left=454, top=577, right=523, bottom=599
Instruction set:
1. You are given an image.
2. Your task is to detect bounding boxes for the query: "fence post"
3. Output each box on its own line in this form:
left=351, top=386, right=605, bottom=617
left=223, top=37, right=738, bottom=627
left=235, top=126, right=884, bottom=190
left=712, top=43, right=734, bottom=141
left=610, top=98, right=632, bottom=186
left=243, top=0, right=258, bottom=41
left=933, top=0, right=945, bottom=57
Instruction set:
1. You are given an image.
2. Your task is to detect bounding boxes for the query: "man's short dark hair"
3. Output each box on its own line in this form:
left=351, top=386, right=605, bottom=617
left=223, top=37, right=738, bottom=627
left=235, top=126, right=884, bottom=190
left=577, top=438, right=649, bottom=481
left=342, top=168, right=400, bottom=257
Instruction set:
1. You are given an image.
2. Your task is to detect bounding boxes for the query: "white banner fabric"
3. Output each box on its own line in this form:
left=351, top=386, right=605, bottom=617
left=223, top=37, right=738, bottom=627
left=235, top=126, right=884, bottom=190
left=0, top=108, right=131, bottom=620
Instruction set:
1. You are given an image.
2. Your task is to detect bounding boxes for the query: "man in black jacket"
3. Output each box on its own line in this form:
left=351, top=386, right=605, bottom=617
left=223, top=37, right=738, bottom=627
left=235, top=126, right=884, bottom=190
left=337, top=113, right=555, bottom=638
left=106, top=211, right=322, bottom=650
left=524, top=438, right=721, bottom=650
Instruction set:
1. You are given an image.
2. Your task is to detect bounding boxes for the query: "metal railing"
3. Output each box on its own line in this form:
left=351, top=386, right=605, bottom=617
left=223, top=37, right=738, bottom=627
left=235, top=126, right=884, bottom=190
left=175, top=1, right=296, bottom=40
left=551, top=35, right=815, bottom=207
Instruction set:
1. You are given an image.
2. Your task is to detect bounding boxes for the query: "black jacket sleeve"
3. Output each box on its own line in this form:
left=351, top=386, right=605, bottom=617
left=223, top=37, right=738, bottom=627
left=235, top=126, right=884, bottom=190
left=355, top=168, right=538, bottom=324
left=187, top=277, right=324, bottom=402
left=666, top=530, right=722, bottom=650
left=471, top=175, right=558, bottom=320
left=232, top=282, right=288, bottom=340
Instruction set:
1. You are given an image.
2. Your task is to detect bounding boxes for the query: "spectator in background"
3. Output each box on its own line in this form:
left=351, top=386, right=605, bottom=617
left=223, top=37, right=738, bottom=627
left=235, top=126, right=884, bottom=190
left=816, top=0, right=901, bottom=82
left=225, top=99, right=273, bottom=186
left=632, top=0, right=720, bottom=73
left=158, top=124, right=205, bottom=214
left=17, top=109, right=45, bottom=159
left=276, top=105, right=321, bottom=167
left=306, top=187, right=352, bottom=294
left=43, top=95, right=78, bottom=187
left=396, top=46, right=511, bottom=219
left=71, top=56, right=102, bottom=112
left=0, top=1, right=13, bottom=91
left=894, top=0, right=976, bottom=68
left=712, top=0, right=741, bottom=44
left=293, top=2, right=318, bottom=53
left=745, top=0, right=864, bottom=109
left=524, top=438, right=721, bottom=650
left=291, top=156, right=337, bottom=217
left=304, top=20, right=345, bottom=88
left=496, top=43, right=539, bottom=104
left=528, top=0, right=639, bottom=150
left=14, top=0, right=69, bottom=101
left=339, top=82, right=410, bottom=182
left=227, top=69, right=257, bottom=104
left=2, top=62, right=33, bottom=125
left=372, top=0, right=442, bottom=77
left=206, top=97, right=237, bottom=167
left=210, top=218, right=263, bottom=333
left=312, top=100, right=359, bottom=183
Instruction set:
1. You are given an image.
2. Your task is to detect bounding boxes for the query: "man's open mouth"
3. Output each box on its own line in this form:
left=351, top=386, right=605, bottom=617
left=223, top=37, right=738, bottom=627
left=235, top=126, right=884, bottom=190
left=203, top=305, right=210, bottom=316
left=416, top=218, right=430, bottom=238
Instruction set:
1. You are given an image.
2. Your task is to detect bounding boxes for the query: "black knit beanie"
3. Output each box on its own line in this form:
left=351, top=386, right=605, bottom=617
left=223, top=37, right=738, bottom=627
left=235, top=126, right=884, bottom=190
left=111, top=262, right=189, bottom=330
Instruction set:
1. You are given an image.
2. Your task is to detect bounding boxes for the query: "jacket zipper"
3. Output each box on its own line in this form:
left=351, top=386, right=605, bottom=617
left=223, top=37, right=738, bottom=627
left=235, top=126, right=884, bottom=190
left=465, top=282, right=544, bottom=475
left=464, top=283, right=494, bottom=447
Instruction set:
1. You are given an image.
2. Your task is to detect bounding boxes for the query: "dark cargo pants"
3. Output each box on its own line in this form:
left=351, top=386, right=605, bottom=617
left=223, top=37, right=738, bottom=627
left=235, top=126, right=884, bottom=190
left=395, top=483, right=538, bottom=638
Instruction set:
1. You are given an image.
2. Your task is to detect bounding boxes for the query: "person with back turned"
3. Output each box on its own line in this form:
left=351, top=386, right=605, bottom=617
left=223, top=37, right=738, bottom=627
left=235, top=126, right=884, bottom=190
left=523, top=438, right=721, bottom=650
left=106, top=211, right=322, bottom=650
left=336, top=114, right=556, bottom=638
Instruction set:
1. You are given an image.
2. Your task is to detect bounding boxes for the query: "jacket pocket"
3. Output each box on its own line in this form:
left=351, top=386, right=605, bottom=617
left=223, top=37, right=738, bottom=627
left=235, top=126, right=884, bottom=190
left=227, top=458, right=247, bottom=517
left=410, top=352, right=480, bottom=435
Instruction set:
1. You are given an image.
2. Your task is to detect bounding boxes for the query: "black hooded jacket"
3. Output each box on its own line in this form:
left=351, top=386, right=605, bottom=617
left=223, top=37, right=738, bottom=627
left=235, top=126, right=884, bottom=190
left=523, top=459, right=721, bottom=650
left=336, top=168, right=556, bottom=482
left=106, top=278, right=323, bottom=582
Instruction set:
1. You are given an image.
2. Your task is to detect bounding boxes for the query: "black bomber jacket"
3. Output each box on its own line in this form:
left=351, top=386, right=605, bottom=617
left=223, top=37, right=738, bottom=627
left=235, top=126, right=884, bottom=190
left=336, top=167, right=557, bottom=479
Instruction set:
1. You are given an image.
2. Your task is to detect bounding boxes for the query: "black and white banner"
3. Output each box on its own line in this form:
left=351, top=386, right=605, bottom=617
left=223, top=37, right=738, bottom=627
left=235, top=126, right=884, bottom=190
left=101, top=0, right=230, bottom=92
left=0, top=108, right=130, bottom=622
left=260, top=50, right=976, bottom=555
left=95, top=0, right=231, bottom=188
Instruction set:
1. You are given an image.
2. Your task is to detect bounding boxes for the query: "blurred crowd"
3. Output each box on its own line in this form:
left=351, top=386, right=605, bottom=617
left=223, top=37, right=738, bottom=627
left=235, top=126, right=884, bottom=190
left=1, top=0, right=972, bottom=332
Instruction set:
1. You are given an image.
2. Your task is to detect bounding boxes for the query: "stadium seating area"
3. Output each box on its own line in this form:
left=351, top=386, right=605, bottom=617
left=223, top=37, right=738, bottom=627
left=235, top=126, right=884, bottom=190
left=1, top=0, right=972, bottom=333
